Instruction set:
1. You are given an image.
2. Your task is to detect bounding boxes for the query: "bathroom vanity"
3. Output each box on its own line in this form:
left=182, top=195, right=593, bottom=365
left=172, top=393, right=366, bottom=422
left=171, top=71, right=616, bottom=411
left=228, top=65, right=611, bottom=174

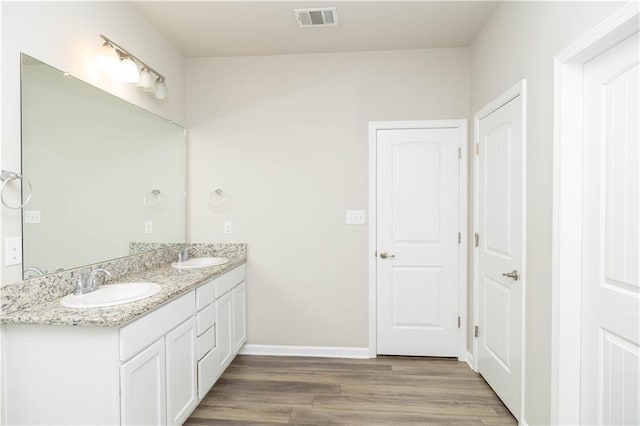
left=1, top=254, right=246, bottom=425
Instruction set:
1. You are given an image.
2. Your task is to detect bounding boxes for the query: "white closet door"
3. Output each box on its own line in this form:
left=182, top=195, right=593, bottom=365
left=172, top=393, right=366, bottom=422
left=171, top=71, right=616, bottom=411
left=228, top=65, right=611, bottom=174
left=476, top=91, right=525, bottom=420
left=581, top=32, right=639, bottom=426
left=376, top=127, right=461, bottom=356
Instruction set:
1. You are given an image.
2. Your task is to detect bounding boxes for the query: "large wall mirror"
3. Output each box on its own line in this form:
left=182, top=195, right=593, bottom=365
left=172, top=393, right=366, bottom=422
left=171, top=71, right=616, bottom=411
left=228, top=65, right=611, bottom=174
left=20, top=53, right=186, bottom=280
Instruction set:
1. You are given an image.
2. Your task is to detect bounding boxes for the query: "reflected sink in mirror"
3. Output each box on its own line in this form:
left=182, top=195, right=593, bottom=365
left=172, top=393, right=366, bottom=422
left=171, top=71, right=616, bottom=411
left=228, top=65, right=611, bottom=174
left=60, top=282, right=162, bottom=309
left=171, top=257, right=229, bottom=269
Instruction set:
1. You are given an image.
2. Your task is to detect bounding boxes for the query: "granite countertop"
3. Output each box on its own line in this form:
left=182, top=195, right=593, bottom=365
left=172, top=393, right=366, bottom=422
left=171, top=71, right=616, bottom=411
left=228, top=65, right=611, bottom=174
left=0, top=256, right=246, bottom=328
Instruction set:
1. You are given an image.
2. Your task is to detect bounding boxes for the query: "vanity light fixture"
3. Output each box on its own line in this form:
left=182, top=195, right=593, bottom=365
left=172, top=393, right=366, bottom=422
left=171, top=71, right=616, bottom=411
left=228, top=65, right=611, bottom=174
left=99, top=34, right=168, bottom=100
left=137, top=68, right=156, bottom=92
left=97, top=39, right=119, bottom=72
left=154, top=77, right=169, bottom=100
left=118, top=54, right=140, bottom=83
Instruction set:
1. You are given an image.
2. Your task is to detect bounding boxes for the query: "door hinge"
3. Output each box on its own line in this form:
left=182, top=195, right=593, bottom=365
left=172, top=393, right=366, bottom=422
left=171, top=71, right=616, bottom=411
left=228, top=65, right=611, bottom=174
left=458, top=147, right=462, bottom=159
left=458, top=232, right=461, bottom=244
left=458, top=316, right=461, bottom=328
left=474, top=232, right=479, bottom=247
left=474, top=325, right=479, bottom=338
left=475, top=143, right=479, bottom=155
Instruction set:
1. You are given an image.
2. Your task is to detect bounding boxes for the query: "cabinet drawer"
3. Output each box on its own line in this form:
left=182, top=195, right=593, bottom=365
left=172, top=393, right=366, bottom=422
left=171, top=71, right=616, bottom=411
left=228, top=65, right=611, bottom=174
left=197, top=326, right=215, bottom=360
left=197, top=348, right=218, bottom=400
left=197, top=303, right=216, bottom=335
left=119, top=291, right=195, bottom=362
left=214, top=264, right=246, bottom=299
left=196, top=280, right=215, bottom=311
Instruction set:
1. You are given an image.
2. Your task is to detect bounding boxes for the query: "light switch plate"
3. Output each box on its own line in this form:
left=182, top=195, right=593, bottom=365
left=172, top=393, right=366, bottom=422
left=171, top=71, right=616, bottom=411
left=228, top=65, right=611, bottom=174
left=224, top=221, right=233, bottom=234
left=144, top=221, right=153, bottom=234
left=24, top=210, right=41, bottom=224
left=346, top=210, right=366, bottom=225
left=5, top=237, right=22, bottom=266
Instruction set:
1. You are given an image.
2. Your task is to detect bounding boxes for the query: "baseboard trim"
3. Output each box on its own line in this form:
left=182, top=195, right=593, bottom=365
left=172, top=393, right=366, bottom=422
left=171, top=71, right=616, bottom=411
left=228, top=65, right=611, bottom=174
left=466, top=350, right=477, bottom=372
left=238, top=344, right=371, bottom=359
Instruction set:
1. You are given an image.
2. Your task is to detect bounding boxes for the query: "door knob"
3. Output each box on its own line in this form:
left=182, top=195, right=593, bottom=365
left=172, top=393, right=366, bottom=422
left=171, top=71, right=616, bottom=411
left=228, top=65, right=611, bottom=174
left=502, top=269, right=519, bottom=281
left=380, top=252, right=395, bottom=259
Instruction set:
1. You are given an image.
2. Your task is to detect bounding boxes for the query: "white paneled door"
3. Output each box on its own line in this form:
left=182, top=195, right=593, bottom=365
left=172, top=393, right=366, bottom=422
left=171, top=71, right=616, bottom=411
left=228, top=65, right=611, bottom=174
left=581, top=32, right=639, bottom=426
left=476, top=84, right=525, bottom=420
left=376, top=126, right=462, bottom=357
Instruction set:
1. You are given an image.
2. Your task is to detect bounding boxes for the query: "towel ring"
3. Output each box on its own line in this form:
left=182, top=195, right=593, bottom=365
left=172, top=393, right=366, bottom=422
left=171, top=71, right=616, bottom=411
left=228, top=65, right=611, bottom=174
left=0, top=170, right=32, bottom=210
left=209, top=188, right=225, bottom=208
left=144, top=189, right=162, bottom=207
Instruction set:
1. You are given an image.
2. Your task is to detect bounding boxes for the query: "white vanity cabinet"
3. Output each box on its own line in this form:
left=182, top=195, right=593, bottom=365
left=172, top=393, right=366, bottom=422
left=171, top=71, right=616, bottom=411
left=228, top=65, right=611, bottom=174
left=194, top=263, right=247, bottom=400
left=119, top=290, right=197, bottom=425
left=3, top=263, right=247, bottom=426
left=213, top=264, right=247, bottom=374
left=233, top=281, right=248, bottom=352
left=120, top=339, right=167, bottom=425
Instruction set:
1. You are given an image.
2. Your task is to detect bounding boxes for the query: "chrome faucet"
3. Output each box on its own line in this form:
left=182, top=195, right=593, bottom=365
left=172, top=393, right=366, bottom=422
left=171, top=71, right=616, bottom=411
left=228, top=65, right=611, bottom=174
left=178, top=248, right=190, bottom=263
left=23, top=266, right=46, bottom=278
left=74, top=268, right=112, bottom=295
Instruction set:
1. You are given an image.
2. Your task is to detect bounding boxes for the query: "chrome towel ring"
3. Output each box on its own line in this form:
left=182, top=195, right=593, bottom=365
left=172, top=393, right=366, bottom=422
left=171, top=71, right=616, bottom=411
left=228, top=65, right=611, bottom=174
left=144, top=189, right=162, bottom=207
left=209, top=188, right=225, bottom=208
left=0, top=170, right=32, bottom=210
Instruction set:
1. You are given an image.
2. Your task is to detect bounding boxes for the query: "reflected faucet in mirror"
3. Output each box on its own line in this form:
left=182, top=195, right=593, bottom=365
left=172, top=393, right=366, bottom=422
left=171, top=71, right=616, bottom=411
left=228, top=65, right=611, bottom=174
left=23, top=266, right=46, bottom=279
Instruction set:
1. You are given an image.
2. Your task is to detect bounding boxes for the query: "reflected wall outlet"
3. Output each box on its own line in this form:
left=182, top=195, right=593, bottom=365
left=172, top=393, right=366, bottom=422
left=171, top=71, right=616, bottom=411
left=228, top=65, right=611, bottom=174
left=144, top=221, right=153, bottom=234
left=224, top=221, right=232, bottom=234
left=5, top=237, right=22, bottom=266
left=346, top=210, right=366, bottom=225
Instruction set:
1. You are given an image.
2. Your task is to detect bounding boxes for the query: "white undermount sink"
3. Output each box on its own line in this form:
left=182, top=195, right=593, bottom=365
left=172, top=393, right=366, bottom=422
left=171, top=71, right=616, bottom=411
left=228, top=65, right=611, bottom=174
left=171, top=256, right=229, bottom=269
left=60, top=282, right=162, bottom=309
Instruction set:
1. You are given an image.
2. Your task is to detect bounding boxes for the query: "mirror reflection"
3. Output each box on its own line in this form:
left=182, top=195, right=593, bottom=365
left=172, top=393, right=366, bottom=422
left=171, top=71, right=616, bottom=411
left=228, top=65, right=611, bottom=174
left=20, top=53, right=186, bottom=280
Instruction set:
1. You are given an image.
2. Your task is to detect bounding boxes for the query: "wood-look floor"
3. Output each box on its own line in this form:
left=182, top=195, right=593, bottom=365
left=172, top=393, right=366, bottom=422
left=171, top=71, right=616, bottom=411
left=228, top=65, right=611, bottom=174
left=185, top=355, right=516, bottom=425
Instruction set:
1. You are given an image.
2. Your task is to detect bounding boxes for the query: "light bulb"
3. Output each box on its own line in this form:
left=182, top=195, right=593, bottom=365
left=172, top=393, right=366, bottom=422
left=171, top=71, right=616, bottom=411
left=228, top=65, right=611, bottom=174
left=137, top=68, right=156, bottom=92
left=154, top=77, right=168, bottom=100
left=118, top=56, right=140, bottom=83
left=97, top=42, right=119, bottom=73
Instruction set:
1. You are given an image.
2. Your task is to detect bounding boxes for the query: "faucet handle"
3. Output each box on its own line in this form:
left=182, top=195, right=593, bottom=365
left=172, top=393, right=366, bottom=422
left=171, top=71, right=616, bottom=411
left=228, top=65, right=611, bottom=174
left=178, top=248, right=189, bottom=263
left=74, top=273, right=89, bottom=295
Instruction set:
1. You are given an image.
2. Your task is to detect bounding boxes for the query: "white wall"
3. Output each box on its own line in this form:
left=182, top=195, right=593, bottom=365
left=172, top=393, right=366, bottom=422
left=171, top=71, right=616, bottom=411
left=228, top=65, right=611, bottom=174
left=469, top=2, right=626, bottom=424
left=0, top=1, right=186, bottom=284
left=187, top=48, right=469, bottom=348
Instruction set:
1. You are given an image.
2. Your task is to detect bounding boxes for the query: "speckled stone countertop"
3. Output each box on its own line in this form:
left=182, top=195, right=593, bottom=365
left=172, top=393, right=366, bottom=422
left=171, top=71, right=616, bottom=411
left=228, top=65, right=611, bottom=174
left=0, top=256, right=246, bottom=328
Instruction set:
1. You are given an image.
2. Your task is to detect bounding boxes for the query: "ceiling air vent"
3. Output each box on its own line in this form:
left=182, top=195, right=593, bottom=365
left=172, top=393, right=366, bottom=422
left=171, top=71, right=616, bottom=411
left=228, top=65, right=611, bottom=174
left=294, top=7, right=338, bottom=28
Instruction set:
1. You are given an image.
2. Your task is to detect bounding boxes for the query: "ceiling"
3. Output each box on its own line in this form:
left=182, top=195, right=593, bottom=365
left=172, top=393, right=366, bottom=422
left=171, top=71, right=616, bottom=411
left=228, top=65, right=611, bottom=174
left=130, top=1, right=500, bottom=57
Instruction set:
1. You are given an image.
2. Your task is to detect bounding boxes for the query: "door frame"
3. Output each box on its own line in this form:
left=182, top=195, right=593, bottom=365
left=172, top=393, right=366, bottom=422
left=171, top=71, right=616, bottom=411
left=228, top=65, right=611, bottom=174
left=368, top=119, right=468, bottom=360
left=551, top=4, right=639, bottom=425
left=472, top=79, right=527, bottom=420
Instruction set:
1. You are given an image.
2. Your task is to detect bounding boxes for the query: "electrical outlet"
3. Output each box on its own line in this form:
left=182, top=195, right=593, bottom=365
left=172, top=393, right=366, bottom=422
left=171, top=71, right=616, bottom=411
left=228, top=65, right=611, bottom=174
left=145, top=221, right=153, bottom=234
left=5, top=237, right=22, bottom=266
left=346, top=210, right=366, bottom=225
left=224, top=221, right=232, bottom=234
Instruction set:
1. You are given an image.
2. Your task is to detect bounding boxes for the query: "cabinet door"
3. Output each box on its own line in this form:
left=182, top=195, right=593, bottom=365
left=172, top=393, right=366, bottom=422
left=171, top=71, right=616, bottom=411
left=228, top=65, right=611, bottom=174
left=216, top=291, right=234, bottom=372
left=120, top=339, right=166, bottom=426
left=166, top=317, right=197, bottom=426
left=233, top=281, right=247, bottom=352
